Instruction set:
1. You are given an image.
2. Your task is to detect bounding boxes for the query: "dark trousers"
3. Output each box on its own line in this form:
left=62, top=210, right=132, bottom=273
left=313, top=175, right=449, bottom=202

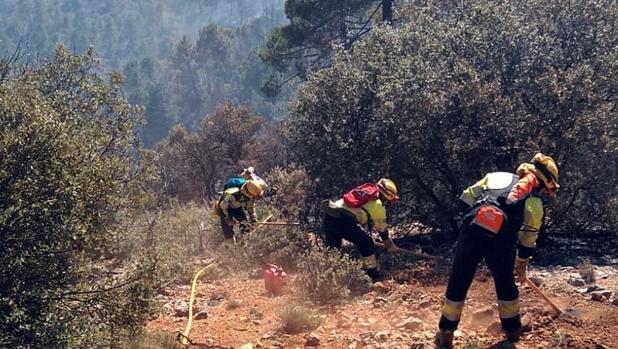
left=220, top=207, right=248, bottom=239
left=439, top=225, right=521, bottom=332
left=323, top=213, right=375, bottom=257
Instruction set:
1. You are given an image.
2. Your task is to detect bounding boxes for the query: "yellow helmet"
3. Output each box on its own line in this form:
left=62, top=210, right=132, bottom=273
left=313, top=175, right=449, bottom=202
left=240, top=179, right=263, bottom=198
left=516, top=153, right=560, bottom=194
left=376, top=178, right=399, bottom=201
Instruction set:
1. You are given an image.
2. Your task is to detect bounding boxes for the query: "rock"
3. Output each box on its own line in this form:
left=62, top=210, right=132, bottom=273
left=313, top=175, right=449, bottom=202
left=305, top=333, right=321, bottom=347
left=374, top=331, right=389, bottom=341
left=172, top=300, right=189, bottom=317
left=568, top=277, right=586, bottom=287
left=612, top=298, right=618, bottom=306
left=472, top=306, right=494, bottom=324
left=371, top=282, right=389, bottom=294
left=529, top=276, right=544, bottom=286
left=373, top=296, right=389, bottom=306
left=396, top=317, right=422, bottom=331
left=240, top=343, right=254, bottom=349
left=252, top=319, right=262, bottom=325
left=418, top=299, right=432, bottom=309
left=256, top=341, right=263, bottom=348
left=591, top=290, right=613, bottom=301
left=261, top=334, right=274, bottom=340
left=348, top=342, right=358, bottom=349
left=193, top=311, right=209, bottom=320
left=587, top=285, right=601, bottom=293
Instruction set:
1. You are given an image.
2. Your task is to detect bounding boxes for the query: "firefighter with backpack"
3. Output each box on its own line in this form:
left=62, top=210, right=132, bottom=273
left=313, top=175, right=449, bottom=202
left=323, top=178, right=400, bottom=282
left=437, top=153, right=560, bottom=348
left=217, top=178, right=264, bottom=242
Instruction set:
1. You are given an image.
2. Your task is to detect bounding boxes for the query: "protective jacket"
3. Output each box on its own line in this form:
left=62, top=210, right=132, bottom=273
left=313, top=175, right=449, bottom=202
left=327, top=198, right=389, bottom=239
left=459, top=171, right=543, bottom=259
left=219, top=187, right=256, bottom=219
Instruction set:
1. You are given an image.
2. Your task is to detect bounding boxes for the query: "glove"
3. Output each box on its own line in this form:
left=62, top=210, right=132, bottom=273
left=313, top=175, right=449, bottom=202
left=514, top=257, right=529, bottom=283
left=249, top=213, right=258, bottom=223
left=382, top=239, right=398, bottom=253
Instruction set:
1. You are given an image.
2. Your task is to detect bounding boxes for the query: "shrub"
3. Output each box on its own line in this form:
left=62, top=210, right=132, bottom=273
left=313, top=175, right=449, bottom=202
left=119, top=331, right=181, bottom=349
left=578, top=259, right=596, bottom=284
left=290, top=0, right=618, bottom=237
left=548, top=331, right=570, bottom=348
left=295, top=249, right=371, bottom=304
left=278, top=303, right=322, bottom=334
left=232, top=226, right=315, bottom=272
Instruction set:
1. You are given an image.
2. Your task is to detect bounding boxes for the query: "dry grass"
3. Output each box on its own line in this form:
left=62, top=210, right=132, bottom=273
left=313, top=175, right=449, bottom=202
left=278, top=303, right=323, bottom=334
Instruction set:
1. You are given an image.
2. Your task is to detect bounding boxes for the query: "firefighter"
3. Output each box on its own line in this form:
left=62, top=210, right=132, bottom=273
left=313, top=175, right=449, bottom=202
left=323, top=178, right=400, bottom=282
left=218, top=179, right=263, bottom=242
left=437, top=153, right=560, bottom=348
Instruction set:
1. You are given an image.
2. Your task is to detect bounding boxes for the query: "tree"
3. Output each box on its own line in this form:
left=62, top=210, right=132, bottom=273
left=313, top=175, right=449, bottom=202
left=0, top=46, right=156, bottom=348
left=259, top=0, right=396, bottom=79
left=290, top=0, right=618, bottom=238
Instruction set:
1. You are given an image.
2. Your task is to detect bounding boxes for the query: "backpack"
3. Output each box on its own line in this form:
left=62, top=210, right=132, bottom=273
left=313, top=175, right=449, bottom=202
left=223, top=176, right=246, bottom=190
left=343, top=183, right=380, bottom=208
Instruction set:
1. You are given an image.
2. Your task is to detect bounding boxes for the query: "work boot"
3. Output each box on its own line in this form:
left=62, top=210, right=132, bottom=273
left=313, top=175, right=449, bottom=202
left=436, top=330, right=454, bottom=349
left=505, top=314, right=532, bottom=342
left=365, top=268, right=381, bottom=282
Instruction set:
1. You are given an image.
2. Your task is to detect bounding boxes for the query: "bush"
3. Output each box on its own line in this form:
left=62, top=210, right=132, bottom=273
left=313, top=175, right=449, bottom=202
left=230, top=226, right=315, bottom=273
left=295, top=249, right=371, bottom=304
left=119, top=331, right=181, bottom=349
left=277, top=303, right=323, bottom=334
left=290, top=0, right=618, bottom=237
left=578, top=259, right=596, bottom=284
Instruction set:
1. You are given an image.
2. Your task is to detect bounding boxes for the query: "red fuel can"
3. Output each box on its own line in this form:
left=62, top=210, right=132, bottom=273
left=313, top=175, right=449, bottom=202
left=264, top=263, right=286, bottom=296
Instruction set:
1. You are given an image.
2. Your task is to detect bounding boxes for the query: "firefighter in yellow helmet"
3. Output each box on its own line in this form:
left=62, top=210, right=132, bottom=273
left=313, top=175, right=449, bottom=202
left=217, top=179, right=263, bottom=242
left=323, top=178, right=400, bottom=282
left=437, top=153, right=560, bottom=348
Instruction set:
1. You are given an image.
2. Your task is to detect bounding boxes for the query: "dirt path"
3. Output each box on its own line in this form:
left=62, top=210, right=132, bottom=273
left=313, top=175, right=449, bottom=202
left=148, top=265, right=618, bottom=348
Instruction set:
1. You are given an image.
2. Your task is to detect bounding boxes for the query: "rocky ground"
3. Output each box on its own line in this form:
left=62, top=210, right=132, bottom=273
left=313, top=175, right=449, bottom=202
left=148, top=261, right=618, bottom=349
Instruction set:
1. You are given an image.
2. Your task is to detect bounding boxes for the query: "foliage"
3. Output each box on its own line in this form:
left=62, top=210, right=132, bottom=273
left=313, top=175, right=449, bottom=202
left=118, top=202, right=216, bottom=283
left=151, top=103, right=267, bottom=202
left=295, top=249, right=371, bottom=304
left=0, top=0, right=282, bottom=68
left=233, top=226, right=314, bottom=272
left=290, top=0, right=618, bottom=237
left=263, top=165, right=312, bottom=219
left=118, top=331, right=182, bottom=349
left=277, top=302, right=323, bottom=334
left=0, top=46, right=156, bottom=348
left=578, top=259, right=596, bottom=285
left=260, top=0, right=396, bottom=76
left=122, top=14, right=293, bottom=147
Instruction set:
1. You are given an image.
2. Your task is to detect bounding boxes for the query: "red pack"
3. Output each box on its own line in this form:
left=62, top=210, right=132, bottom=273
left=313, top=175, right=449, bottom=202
left=343, top=183, right=380, bottom=208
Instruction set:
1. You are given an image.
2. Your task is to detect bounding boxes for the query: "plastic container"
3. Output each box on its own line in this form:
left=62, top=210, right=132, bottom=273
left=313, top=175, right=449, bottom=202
left=264, top=263, right=286, bottom=296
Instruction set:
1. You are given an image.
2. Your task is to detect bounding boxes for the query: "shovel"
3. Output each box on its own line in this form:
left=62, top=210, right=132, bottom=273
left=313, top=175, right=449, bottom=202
left=524, top=277, right=563, bottom=314
left=374, top=241, right=442, bottom=261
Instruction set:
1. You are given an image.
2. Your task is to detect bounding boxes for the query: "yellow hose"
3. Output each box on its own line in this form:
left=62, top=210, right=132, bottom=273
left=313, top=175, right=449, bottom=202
left=180, top=262, right=215, bottom=346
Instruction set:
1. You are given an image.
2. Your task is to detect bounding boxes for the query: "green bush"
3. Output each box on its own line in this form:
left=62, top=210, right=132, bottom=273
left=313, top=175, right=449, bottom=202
left=290, top=0, right=618, bottom=237
left=277, top=303, right=323, bottom=334
left=295, top=249, right=371, bottom=304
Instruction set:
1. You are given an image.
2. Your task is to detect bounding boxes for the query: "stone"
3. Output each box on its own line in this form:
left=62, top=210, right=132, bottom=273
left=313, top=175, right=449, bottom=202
left=240, top=343, right=254, bottom=349
left=418, top=299, right=432, bottom=309
left=568, top=277, right=586, bottom=287
left=256, top=341, right=263, bottom=348
left=348, top=342, right=358, bottom=349
left=371, top=282, right=389, bottom=294
left=373, top=296, right=389, bottom=306
left=305, top=333, right=321, bottom=347
left=374, top=331, right=389, bottom=341
left=397, top=317, right=422, bottom=331
left=529, top=276, right=544, bottom=287
left=612, top=298, right=618, bottom=306
left=193, top=311, right=209, bottom=320
left=591, top=290, right=613, bottom=301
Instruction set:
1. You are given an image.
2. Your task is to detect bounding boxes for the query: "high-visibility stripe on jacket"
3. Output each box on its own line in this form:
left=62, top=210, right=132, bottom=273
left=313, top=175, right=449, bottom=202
left=329, top=198, right=388, bottom=236
left=459, top=171, right=544, bottom=259
left=219, top=187, right=255, bottom=219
